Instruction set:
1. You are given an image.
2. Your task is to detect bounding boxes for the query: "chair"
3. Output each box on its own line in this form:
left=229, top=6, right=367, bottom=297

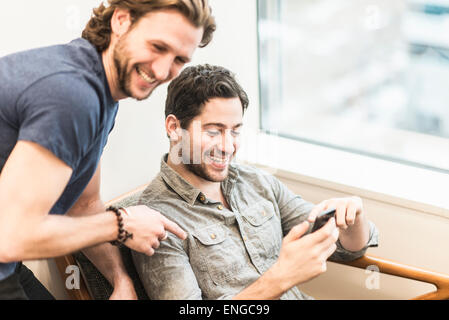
left=54, top=184, right=449, bottom=300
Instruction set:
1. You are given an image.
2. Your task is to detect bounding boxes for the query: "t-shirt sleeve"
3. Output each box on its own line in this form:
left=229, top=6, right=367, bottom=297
left=16, top=73, right=100, bottom=169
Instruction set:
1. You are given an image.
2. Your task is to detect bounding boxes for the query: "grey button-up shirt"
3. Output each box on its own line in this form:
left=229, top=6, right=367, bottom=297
left=132, top=155, right=379, bottom=300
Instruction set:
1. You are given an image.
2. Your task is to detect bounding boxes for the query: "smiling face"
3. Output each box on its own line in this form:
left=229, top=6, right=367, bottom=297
left=181, top=97, right=243, bottom=182
left=112, top=9, right=204, bottom=101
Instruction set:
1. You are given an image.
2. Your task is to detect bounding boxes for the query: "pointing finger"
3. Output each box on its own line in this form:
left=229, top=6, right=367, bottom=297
left=161, top=216, right=187, bottom=240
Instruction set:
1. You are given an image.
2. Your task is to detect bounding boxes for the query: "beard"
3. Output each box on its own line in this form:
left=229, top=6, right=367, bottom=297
left=185, top=162, right=229, bottom=183
left=181, top=148, right=232, bottom=183
left=113, top=34, right=153, bottom=101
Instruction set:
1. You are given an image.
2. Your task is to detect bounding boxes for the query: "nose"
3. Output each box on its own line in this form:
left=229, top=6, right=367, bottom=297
left=151, top=55, right=174, bottom=82
left=219, top=130, right=236, bottom=155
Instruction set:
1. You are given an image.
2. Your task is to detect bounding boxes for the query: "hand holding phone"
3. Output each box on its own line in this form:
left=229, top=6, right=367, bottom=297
left=311, top=208, right=336, bottom=233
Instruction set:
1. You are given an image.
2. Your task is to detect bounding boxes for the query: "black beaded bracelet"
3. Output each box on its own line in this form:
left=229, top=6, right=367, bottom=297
left=107, top=206, right=133, bottom=246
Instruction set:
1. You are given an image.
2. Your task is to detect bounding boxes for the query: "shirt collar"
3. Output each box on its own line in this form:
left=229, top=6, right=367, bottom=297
left=159, top=154, right=239, bottom=206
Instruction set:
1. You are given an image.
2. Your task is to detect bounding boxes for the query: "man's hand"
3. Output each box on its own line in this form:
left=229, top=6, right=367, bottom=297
left=120, top=205, right=187, bottom=256
left=307, top=196, right=370, bottom=252
left=269, top=218, right=339, bottom=293
left=307, top=196, right=364, bottom=230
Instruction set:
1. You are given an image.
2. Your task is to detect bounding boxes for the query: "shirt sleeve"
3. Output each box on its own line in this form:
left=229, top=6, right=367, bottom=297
left=330, top=220, right=379, bottom=262
left=264, top=172, right=379, bottom=260
left=16, top=73, right=100, bottom=169
left=263, top=173, right=315, bottom=235
left=131, top=235, right=203, bottom=300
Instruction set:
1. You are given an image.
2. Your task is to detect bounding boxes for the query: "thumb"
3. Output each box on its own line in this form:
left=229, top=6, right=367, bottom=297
left=308, top=201, right=328, bottom=223
left=284, top=221, right=309, bottom=243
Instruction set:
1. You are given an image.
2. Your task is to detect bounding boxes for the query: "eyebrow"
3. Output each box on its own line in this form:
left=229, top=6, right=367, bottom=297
left=203, top=123, right=243, bottom=129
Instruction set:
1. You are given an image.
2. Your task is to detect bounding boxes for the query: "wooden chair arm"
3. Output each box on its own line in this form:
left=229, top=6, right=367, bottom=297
left=335, top=254, right=449, bottom=300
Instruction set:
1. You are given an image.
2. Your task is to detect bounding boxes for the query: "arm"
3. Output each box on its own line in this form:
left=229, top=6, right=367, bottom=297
left=132, top=235, right=203, bottom=300
left=0, top=141, right=186, bottom=263
left=0, top=141, right=117, bottom=262
left=307, top=196, right=373, bottom=252
left=233, top=219, right=339, bottom=299
left=65, top=163, right=136, bottom=299
left=267, top=173, right=376, bottom=256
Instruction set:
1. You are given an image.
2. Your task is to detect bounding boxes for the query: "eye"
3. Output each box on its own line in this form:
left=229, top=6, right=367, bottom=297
left=206, top=130, right=220, bottom=137
left=175, top=57, right=187, bottom=65
left=153, top=44, right=166, bottom=52
left=231, top=130, right=241, bottom=137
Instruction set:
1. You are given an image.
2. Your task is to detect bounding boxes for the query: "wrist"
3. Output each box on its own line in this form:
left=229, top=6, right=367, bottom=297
left=107, top=206, right=134, bottom=246
left=264, top=262, right=290, bottom=298
left=112, top=272, right=134, bottom=287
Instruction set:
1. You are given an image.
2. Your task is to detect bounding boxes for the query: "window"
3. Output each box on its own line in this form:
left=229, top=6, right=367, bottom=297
left=258, top=0, right=449, bottom=173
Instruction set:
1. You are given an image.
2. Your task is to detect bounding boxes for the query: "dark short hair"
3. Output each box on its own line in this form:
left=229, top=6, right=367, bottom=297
left=165, top=64, right=249, bottom=129
left=82, top=0, right=216, bottom=52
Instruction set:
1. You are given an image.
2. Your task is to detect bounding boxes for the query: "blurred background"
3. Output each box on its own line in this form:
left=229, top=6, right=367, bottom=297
left=259, top=0, right=449, bottom=172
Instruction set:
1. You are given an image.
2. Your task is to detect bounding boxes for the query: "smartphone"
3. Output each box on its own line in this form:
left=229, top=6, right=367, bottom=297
left=311, top=208, right=336, bottom=232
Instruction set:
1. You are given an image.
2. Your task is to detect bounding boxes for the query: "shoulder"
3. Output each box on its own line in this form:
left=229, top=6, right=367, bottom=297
left=137, top=174, right=199, bottom=231
left=19, top=72, right=102, bottom=121
left=230, top=162, right=277, bottom=187
left=139, top=174, right=184, bottom=212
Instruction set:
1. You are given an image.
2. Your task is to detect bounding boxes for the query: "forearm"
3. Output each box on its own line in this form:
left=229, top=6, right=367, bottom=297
left=70, top=200, right=132, bottom=286
left=338, top=213, right=370, bottom=252
left=233, top=265, right=286, bottom=300
left=2, top=210, right=117, bottom=262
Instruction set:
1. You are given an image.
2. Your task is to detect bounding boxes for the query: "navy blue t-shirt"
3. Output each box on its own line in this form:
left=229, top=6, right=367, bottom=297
left=0, top=38, right=119, bottom=279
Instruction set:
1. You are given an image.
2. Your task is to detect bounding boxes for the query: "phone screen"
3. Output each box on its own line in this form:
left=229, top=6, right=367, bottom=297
left=311, top=208, right=336, bottom=233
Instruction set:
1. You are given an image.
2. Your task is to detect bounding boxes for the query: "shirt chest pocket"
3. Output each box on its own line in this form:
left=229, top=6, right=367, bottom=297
left=192, top=224, right=247, bottom=286
left=240, top=200, right=283, bottom=259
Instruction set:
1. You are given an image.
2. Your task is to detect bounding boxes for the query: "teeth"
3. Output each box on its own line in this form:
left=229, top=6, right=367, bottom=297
left=209, top=155, right=228, bottom=163
left=137, top=66, right=156, bottom=84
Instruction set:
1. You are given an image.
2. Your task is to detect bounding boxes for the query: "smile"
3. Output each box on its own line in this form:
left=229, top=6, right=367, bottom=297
left=136, top=66, right=157, bottom=84
left=207, top=154, right=229, bottom=165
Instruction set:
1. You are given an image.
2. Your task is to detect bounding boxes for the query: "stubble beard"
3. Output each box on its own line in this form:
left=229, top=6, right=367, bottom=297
left=113, top=36, right=153, bottom=101
left=181, top=149, right=230, bottom=183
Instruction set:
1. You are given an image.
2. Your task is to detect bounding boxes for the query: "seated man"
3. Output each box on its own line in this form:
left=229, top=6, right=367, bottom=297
left=132, top=64, right=379, bottom=300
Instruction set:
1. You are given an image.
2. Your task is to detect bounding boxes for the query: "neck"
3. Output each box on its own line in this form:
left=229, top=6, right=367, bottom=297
left=102, top=47, right=126, bottom=101
left=166, top=152, right=222, bottom=198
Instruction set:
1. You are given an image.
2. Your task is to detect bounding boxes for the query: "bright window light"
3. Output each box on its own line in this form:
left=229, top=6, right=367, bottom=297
left=258, top=0, right=449, bottom=173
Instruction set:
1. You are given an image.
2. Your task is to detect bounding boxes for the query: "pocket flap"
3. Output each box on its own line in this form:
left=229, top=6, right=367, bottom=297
left=241, top=200, right=275, bottom=226
left=192, top=225, right=226, bottom=246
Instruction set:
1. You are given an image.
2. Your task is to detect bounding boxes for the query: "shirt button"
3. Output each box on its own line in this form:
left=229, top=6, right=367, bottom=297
left=243, top=236, right=248, bottom=241
left=210, top=233, right=216, bottom=240
left=217, top=205, right=223, bottom=210
left=199, top=195, right=206, bottom=202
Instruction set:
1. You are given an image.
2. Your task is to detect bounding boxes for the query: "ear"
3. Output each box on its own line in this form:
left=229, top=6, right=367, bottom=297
left=166, top=114, right=181, bottom=141
left=110, top=8, right=132, bottom=39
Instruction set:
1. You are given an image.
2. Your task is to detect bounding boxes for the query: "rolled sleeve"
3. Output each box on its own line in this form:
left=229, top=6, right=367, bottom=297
left=330, top=220, right=379, bottom=262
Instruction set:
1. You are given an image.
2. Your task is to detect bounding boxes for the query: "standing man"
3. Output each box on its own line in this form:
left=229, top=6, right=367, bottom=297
left=0, top=0, right=216, bottom=299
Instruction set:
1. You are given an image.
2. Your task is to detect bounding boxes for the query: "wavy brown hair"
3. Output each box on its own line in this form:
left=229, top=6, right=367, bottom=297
left=82, top=0, right=216, bottom=52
